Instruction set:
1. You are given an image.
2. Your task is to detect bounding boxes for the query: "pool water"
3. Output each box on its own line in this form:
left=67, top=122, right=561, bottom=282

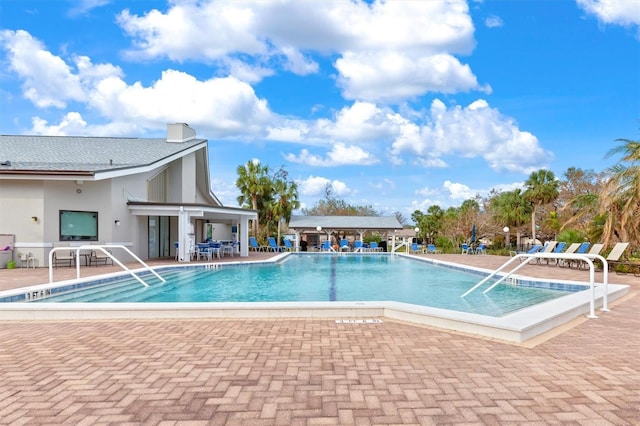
left=34, top=255, right=576, bottom=317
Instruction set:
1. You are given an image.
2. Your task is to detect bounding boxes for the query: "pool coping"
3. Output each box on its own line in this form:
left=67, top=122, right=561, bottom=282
left=0, top=252, right=630, bottom=343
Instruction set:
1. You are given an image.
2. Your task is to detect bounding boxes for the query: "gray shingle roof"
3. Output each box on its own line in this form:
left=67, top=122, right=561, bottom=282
left=0, top=135, right=206, bottom=173
left=289, top=215, right=403, bottom=230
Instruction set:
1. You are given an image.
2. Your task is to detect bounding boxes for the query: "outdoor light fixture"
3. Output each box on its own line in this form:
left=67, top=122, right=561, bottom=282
left=114, top=220, right=121, bottom=226
left=414, top=227, right=420, bottom=233
left=316, top=226, right=322, bottom=232
left=503, top=226, right=510, bottom=249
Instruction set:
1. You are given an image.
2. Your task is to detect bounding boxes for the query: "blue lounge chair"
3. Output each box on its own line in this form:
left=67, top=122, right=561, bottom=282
left=474, top=243, right=486, bottom=255
left=267, top=237, right=283, bottom=252
left=369, top=241, right=380, bottom=252
left=461, top=243, right=471, bottom=254
left=514, top=244, right=543, bottom=263
left=353, top=240, right=364, bottom=252
left=248, top=236, right=262, bottom=251
left=410, top=243, right=422, bottom=254
left=426, top=244, right=442, bottom=254
left=283, top=239, right=294, bottom=251
left=320, top=240, right=334, bottom=252
left=339, top=239, right=350, bottom=252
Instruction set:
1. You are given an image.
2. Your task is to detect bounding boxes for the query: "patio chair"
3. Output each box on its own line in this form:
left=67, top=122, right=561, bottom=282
left=566, top=242, right=591, bottom=269
left=535, top=241, right=557, bottom=264
left=474, top=243, right=486, bottom=255
left=320, top=240, right=334, bottom=252
left=605, top=242, right=630, bottom=272
left=574, top=243, right=605, bottom=270
left=461, top=243, right=471, bottom=254
left=353, top=240, right=364, bottom=252
left=52, top=243, right=75, bottom=268
left=514, top=244, right=543, bottom=263
left=426, top=244, right=442, bottom=254
left=267, top=237, right=283, bottom=252
left=89, top=247, right=114, bottom=266
left=369, top=241, right=381, bottom=252
left=542, top=241, right=566, bottom=266
left=249, top=237, right=265, bottom=252
left=410, top=243, right=422, bottom=254
left=557, top=242, right=589, bottom=268
left=339, top=239, right=350, bottom=252
left=283, top=239, right=294, bottom=252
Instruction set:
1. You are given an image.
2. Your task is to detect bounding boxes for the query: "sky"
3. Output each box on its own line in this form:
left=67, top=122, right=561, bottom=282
left=1, top=0, right=639, bottom=221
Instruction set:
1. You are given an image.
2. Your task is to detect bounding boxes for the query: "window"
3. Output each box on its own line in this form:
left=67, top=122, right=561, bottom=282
left=59, top=210, right=98, bottom=241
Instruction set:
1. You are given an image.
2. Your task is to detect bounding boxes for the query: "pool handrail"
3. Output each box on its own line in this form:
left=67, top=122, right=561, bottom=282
left=461, top=252, right=609, bottom=319
left=48, top=245, right=166, bottom=287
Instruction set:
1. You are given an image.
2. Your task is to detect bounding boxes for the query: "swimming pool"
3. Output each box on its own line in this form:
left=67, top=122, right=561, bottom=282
left=32, top=254, right=575, bottom=317
left=0, top=253, right=629, bottom=343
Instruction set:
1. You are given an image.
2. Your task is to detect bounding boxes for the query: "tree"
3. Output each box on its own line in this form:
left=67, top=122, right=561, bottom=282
left=600, top=135, right=640, bottom=247
left=236, top=161, right=300, bottom=241
left=236, top=160, right=270, bottom=236
left=558, top=167, right=603, bottom=233
left=524, top=169, right=560, bottom=243
left=270, top=168, right=300, bottom=245
left=302, top=185, right=379, bottom=216
left=490, top=189, right=531, bottom=248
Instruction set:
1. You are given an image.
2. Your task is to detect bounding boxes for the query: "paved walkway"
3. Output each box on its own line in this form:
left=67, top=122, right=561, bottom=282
left=0, top=253, right=638, bottom=425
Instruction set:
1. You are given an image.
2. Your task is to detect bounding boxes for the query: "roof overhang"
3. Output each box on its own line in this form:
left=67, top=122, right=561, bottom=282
left=288, top=215, right=403, bottom=232
left=128, top=202, right=257, bottom=224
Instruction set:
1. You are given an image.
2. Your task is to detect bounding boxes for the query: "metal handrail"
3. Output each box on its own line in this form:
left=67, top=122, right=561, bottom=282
left=48, top=245, right=165, bottom=287
left=461, top=252, right=609, bottom=319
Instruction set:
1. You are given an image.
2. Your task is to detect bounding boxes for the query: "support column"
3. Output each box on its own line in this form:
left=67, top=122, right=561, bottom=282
left=239, top=217, right=250, bottom=257
left=178, top=207, right=191, bottom=262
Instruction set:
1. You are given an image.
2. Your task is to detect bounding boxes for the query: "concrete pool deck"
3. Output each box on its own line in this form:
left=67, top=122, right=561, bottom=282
left=0, top=253, right=638, bottom=424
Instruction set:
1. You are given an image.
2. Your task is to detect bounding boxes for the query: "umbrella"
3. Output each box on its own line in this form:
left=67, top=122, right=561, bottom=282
left=471, top=224, right=476, bottom=243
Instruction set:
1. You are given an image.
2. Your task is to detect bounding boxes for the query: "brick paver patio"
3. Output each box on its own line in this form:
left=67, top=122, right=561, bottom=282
left=1, top=253, right=638, bottom=425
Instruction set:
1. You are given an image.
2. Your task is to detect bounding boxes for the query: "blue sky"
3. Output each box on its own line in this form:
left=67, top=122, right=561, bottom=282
left=1, top=0, right=639, bottom=219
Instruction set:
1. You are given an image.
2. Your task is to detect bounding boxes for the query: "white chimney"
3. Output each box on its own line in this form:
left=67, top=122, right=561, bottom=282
left=167, top=123, right=196, bottom=143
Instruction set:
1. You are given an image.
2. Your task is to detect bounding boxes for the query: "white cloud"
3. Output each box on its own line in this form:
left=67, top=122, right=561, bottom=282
left=335, top=51, right=489, bottom=102
left=298, top=175, right=351, bottom=196
left=0, top=30, right=274, bottom=137
left=284, top=142, right=378, bottom=166
left=443, top=180, right=477, bottom=200
left=485, top=15, right=504, bottom=28
left=391, top=98, right=552, bottom=173
left=577, top=0, right=640, bottom=28
left=115, top=0, right=482, bottom=99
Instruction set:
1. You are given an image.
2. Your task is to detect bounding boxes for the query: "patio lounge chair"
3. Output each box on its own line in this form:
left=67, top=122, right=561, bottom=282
left=339, top=239, right=350, bottom=252
left=283, top=239, right=294, bottom=251
left=555, top=243, right=580, bottom=267
left=541, top=241, right=566, bottom=266
left=558, top=242, right=590, bottom=268
left=514, top=244, right=543, bottom=263
left=573, top=243, right=605, bottom=270
left=249, top=237, right=265, bottom=252
left=426, top=244, right=442, bottom=254
left=353, top=240, right=365, bottom=252
left=267, top=237, right=283, bottom=252
left=410, top=243, right=422, bottom=254
left=369, top=241, right=381, bottom=252
left=320, top=240, right=334, bottom=252
left=474, top=243, right=487, bottom=255
left=535, top=241, right=557, bottom=264
left=605, top=242, right=630, bottom=273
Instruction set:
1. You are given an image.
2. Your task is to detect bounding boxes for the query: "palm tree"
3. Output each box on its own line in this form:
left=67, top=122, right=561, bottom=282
left=490, top=189, right=531, bottom=249
left=524, top=169, right=560, bottom=243
left=600, top=136, right=640, bottom=247
left=270, top=174, right=300, bottom=246
left=236, top=160, right=270, bottom=237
